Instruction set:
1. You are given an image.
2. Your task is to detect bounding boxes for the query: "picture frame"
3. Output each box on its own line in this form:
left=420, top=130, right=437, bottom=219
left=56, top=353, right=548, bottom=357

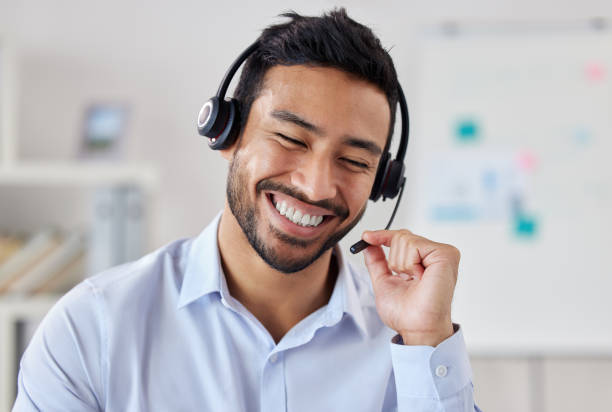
left=78, top=103, right=129, bottom=160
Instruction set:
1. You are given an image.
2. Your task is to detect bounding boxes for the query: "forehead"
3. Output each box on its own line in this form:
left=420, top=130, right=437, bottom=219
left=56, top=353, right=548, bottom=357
left=254, top=65, right=390, bottom=148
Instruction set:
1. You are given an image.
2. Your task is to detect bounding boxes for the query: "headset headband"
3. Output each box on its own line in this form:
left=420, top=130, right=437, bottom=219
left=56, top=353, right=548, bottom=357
left=217, top=41, right=260, bottom=99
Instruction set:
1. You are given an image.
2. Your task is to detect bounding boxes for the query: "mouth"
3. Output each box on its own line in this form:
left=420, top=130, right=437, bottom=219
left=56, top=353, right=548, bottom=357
left=264, top=192, right=335, bottom=237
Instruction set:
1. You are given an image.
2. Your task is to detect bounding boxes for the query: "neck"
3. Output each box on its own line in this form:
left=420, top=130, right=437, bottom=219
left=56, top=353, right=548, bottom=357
left=217, top=202, right=338, bottom=343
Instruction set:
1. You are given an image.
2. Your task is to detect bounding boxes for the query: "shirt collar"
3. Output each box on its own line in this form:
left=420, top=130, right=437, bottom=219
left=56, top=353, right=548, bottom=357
left=329, top=245, right=370, bottom=337
left=177, top=212, right=225, bottom=308
left=177, top=211, right=370, bottom=337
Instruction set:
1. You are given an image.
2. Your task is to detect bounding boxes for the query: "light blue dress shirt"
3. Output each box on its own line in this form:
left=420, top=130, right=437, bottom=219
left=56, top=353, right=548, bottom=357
left=14, top=213, right=481, bottom=411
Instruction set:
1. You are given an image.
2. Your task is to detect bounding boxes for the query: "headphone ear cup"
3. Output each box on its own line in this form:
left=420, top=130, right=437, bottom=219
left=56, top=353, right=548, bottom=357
left=210, top=99, right=240, bottom=150
left=381, top=160, right=405, bottom=200
left=197, top=97, right=240, bottom=150
left=197, top=97, right=221, bottom=137
left=370, top=152, right=391, bottom=202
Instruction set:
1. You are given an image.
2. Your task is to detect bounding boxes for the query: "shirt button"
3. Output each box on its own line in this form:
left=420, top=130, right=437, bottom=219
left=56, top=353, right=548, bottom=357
left=435, top=365, right=448, bottom=377
left=270, top=353, right=278, bottom=363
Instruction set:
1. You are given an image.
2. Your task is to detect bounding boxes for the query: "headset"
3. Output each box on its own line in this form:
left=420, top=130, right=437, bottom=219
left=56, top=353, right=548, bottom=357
left=197, top=41, right=410, bottom=254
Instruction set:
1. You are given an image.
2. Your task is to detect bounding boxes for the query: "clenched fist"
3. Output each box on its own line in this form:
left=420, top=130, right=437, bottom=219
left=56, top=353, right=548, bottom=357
left=361, top=229, right=460, bottom=347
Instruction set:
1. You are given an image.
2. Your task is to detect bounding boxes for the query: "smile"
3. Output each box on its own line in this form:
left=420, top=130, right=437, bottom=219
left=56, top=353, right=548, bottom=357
left=264, top=191, right=335, bottom=237
left=273, top=200, right=324, bottom=227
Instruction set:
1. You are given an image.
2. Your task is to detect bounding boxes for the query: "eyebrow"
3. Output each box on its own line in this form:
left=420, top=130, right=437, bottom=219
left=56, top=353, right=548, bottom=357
left=341, top=136, right=382, bottom=156
left=270, top=109, right=383, bottom=157
left=271, top=110, right=323, bottom=135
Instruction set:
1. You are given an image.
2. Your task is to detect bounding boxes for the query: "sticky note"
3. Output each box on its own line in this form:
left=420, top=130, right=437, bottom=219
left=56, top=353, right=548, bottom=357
left=573, top=127, right=592, bottom=146
left=482, top=169, right=497, bottom=193
left=455, top=118, right=480, bottom=143
left=513, top=214, right=538, bottom=238
left=516, top=151, right=538, bottom=172
left=585, top=62, right=606, bottom=83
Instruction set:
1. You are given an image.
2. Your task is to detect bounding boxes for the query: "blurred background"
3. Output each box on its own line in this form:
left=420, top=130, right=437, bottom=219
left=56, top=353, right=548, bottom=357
left=1, top=0, right=612, bottom=411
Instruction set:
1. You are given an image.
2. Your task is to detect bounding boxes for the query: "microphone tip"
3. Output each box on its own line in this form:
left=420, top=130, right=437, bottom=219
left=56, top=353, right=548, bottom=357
left=350, top=239, right=370, bottom=254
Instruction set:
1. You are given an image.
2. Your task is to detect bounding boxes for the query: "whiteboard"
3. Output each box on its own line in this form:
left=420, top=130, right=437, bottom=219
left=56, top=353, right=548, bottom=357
left=407, top=25, right=612, bottom=355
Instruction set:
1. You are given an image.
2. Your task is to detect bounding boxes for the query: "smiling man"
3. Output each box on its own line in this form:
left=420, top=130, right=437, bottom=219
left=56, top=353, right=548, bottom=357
left=13, top=9, right=481, bottom=412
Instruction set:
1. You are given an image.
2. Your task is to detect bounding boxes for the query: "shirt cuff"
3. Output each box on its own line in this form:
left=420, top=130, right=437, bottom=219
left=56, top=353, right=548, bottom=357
left=389, top=323, right=473, bottom=399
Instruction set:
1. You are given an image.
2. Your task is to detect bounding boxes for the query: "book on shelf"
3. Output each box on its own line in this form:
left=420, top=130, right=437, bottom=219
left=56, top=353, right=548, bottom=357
left=0, top=230, right=59, bottom=292
left=31, top=249, right=85, bottom=295
left=0, top=229, right=86, bottom=296
left=0, top=234, right=25, bottom=265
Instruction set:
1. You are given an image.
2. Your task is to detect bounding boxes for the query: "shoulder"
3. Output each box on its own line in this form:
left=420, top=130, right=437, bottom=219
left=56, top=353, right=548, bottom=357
left=85, top=236, right=191, bottom=293
left=38, top=235, right=193, bottom=343
left=71, top=236, right=195, bottom=318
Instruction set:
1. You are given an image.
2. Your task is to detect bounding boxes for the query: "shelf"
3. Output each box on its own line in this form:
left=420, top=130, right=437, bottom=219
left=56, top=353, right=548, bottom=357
left=0, top=294, right=60, bottom=412
left=0, top=38, right=159, bottom=410
left=0, top=294, right=60, bottom=319
left=0, top=161, right=158, bottom=188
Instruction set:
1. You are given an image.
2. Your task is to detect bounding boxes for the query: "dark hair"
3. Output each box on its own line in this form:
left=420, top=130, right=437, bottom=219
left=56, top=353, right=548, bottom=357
left=233, top=8, right=399, bottom=148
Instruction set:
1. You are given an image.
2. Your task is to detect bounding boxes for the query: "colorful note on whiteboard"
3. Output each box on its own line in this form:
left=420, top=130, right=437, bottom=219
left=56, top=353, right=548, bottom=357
left=425, top=150, right=529, bottom=223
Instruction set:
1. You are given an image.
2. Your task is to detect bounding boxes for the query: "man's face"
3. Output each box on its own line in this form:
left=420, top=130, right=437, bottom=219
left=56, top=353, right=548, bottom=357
left=226, top=65, right=390, bottom=273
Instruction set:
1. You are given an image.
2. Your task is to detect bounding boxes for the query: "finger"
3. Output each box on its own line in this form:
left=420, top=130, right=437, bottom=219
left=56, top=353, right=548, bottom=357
left=362, top=229, right=414, bottom=247
left=396, top=235, right=425, bottom=278
left=388, top=232, right=401, bottom=272
left=363, top=245, right=392, bottom=283
left=389, top=235, right=425, bottom=279
left=403, top=244, right=425, bottom=279
left=388, top=234, right=414, bottom=280
left=362, top=230, right=394, bottom=247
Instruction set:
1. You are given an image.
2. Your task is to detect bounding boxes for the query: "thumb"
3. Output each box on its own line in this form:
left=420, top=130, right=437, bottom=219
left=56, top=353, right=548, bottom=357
left=363, top=245, right=392, bottom=283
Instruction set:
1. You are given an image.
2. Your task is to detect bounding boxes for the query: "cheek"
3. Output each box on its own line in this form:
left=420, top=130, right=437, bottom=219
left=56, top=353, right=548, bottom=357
left=339, top=174, right=373, bottom=215
left=239, top=140, right=295, bottom=183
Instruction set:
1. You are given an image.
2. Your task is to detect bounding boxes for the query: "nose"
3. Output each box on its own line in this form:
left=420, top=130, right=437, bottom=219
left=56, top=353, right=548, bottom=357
left=291, top=154, right=337, bottom=202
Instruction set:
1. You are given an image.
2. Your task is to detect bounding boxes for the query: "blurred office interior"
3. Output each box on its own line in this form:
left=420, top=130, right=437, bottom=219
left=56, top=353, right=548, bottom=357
left=1, top=1, right=612, bottom=411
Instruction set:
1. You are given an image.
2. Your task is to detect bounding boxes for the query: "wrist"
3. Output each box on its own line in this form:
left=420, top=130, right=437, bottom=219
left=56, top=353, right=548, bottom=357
left=399, top=322, right=455, bottom=347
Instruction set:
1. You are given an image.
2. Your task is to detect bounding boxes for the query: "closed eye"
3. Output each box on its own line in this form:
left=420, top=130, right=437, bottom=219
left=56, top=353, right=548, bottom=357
left=276, top=133, right=306, bottom=147
left=342, top=158, right=371, bottom=170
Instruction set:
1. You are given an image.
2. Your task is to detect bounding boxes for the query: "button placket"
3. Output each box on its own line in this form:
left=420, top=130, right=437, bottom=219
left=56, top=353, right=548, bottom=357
left=260, top=351, right=286, bottom=412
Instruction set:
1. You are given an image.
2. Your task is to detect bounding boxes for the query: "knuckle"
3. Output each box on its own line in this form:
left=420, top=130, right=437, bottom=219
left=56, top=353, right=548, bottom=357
left=397, top=229, right=413, bottom=240
left=448, top=245, right=461, bottom=261
left=442, top=243, right=460, bottom=258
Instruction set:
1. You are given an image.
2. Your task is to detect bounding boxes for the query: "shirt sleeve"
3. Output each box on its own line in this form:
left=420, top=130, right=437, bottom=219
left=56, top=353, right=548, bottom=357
left=12, top=281, right=105, bottom=412
left=389, top=324, right=483, bottom=412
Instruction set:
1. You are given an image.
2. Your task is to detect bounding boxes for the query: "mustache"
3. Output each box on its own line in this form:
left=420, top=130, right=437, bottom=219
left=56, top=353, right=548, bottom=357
left=256, top=179, right=349, bottom=220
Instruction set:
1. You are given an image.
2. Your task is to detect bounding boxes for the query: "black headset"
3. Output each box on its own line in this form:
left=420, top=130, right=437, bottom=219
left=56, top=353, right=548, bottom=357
left=197, top=41, right=410, bottom=253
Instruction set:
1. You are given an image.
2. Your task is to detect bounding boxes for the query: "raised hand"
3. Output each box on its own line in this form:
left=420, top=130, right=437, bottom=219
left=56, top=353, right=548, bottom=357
left=362, top=229, right=460, bottom=346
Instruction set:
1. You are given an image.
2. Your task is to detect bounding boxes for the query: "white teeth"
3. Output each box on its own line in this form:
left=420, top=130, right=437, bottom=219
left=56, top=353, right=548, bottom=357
left=293, top=210, right=303, bottom=224
left=273, top=197, right=326, bottom=227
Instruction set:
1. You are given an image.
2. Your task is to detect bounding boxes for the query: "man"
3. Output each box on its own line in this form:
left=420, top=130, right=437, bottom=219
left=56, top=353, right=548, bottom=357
left=14, top=9, right=481, bottom=412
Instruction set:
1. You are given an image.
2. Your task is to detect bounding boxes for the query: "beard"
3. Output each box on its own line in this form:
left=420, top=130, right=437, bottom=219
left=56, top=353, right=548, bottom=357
left=226, top=150, right=366, bottom=274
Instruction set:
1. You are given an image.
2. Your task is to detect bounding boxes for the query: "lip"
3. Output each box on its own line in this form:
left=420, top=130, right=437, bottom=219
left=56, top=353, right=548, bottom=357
left=264, top=193, right=333, bottom=239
